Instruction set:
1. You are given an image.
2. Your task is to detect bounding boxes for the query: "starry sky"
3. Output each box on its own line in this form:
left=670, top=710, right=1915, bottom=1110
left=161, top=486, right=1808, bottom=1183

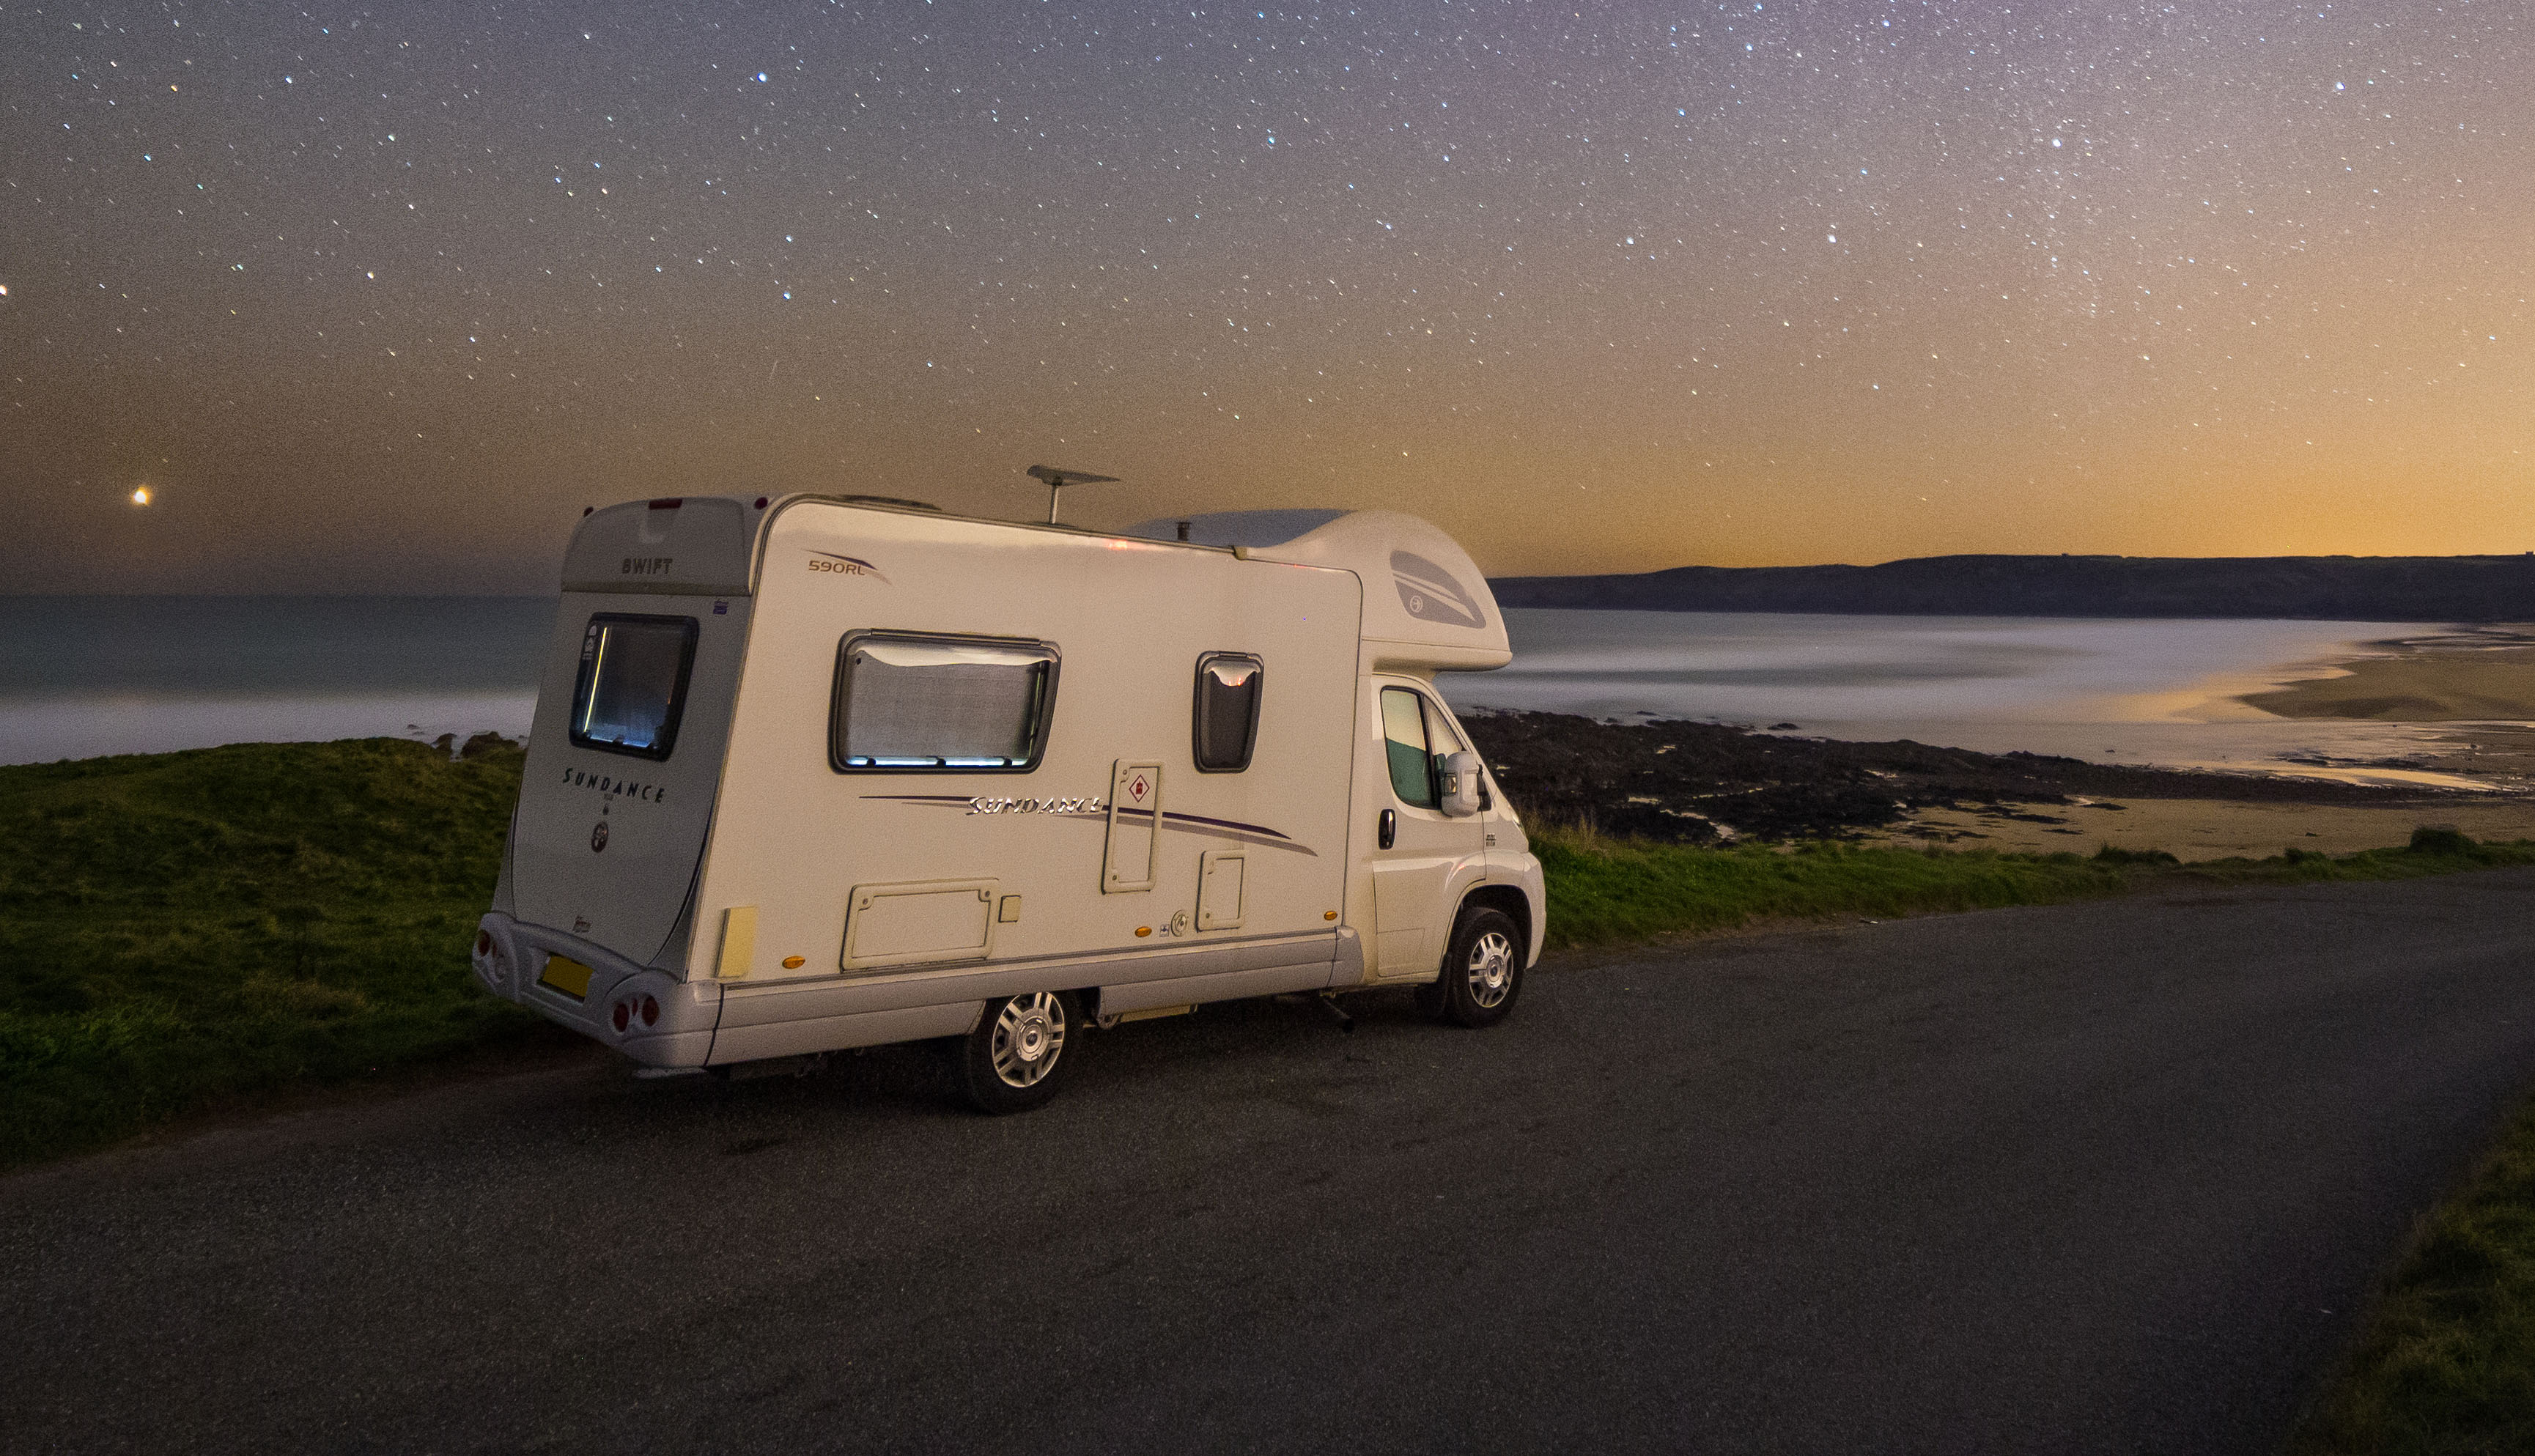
left=6, top=1, right=2531, bottom=593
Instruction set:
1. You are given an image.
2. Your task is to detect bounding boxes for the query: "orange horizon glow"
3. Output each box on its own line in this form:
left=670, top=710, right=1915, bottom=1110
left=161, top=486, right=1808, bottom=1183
left=5, top=4, right=2531, bottom=593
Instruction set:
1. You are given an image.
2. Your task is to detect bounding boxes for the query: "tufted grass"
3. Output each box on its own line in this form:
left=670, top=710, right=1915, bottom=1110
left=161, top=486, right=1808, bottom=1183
left=1524, top=821, right=2535, bottom=950
left=2289, top=1093, right=2535, bottom=1455
left=0, top=738, right=547, bottom=1170
left=4, top=738, right=2530, bottom=1178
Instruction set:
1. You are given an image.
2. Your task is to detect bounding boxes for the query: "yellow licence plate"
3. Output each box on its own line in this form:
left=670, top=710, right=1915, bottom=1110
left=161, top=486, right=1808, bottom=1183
left=539, top=955, right=596, bottom=999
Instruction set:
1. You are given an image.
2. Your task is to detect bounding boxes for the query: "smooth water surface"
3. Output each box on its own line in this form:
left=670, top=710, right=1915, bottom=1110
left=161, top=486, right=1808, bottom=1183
left=1436, top=610, right=2490, bottom=784
left=0, top=597, right=2507, bottom=782
left=0, top=596, right=552, bottom=764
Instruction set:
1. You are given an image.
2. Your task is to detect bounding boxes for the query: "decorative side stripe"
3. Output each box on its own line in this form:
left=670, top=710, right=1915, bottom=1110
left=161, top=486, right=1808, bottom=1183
left=856, top=794, right=1317, bottom=855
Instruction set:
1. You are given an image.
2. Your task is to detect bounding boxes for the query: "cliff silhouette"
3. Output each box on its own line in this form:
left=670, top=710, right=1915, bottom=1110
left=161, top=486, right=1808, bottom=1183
left=1488, top=554, right=2535, bottom=621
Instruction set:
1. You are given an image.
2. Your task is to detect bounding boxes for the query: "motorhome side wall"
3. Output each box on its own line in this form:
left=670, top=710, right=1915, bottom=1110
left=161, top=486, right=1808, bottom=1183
left=690, top=501, right=1365, bottom=1062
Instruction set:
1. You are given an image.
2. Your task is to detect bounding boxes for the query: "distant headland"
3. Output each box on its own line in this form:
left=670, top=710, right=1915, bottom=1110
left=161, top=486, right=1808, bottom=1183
left=1488, top=554, right=2535, bottom=622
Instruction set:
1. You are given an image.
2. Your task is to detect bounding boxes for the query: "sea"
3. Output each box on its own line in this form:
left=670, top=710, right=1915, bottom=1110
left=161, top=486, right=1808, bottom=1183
left=0, top=596, right=2488, bottom=784
left=0, top=596, right=554, bottom=766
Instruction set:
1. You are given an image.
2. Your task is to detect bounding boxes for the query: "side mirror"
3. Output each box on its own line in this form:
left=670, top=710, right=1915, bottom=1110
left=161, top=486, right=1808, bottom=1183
left=1437, top=751, right=1485, bottom=818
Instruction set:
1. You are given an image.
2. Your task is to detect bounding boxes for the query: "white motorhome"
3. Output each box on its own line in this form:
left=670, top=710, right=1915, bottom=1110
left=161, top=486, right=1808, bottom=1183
left=471, top=493, right=1544, bottom=1111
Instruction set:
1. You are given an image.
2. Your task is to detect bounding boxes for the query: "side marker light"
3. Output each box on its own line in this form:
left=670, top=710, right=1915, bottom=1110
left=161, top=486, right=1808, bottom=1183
left=782, top=955, right=805, bottom=969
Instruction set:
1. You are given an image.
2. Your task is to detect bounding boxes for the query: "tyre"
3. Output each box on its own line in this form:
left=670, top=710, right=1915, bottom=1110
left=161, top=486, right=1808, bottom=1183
left=1420, top=905, right=1524, bottom=1028
left=953, top=990, right=1079, bottom=1114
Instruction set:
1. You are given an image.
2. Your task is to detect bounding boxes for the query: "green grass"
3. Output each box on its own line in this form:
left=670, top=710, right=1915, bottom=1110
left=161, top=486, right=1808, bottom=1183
left=4, top=739, right=2533, bottom=1175
left=1527, top=821, right=2535, bottom=950
left=2292, top=1093, right=2535, bottom=1455
left=0, top=738, right=545, bottom=1170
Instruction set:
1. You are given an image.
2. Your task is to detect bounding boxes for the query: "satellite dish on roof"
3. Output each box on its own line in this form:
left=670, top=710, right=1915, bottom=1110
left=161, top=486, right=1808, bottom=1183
left=1026, top=464, right=1119, bottom=525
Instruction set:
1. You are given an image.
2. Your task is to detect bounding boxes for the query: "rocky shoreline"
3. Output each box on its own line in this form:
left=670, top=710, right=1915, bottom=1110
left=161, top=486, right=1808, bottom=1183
left=1462, top=711, right=2459, bottom=845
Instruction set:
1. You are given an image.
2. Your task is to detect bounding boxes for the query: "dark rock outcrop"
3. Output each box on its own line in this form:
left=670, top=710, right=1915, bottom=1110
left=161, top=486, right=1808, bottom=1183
left=1463, top=711, right=2430, bottom=844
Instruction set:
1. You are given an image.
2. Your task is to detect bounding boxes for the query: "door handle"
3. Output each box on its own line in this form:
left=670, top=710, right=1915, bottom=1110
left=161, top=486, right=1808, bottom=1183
left=1379, top=808, right=1397, bottom=849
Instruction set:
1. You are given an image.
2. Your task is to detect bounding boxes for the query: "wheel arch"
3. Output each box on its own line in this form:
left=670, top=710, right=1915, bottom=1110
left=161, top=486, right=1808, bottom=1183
left=1458, top=883, right=1533, bottom=967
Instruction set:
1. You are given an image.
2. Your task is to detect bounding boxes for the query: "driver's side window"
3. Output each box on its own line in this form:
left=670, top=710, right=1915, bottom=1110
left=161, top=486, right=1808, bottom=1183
left=1380, top=686, right=1439, bottom=808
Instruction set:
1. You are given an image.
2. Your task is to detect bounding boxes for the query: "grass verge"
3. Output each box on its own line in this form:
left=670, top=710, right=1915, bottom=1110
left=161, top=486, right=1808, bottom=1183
left=4, top=740, right=2532, bottom=1172
left=1527, top=821, right=2535, bottom=950
left=0, top=738, right=546, bottom=1172
left=2290, top=1093, right=2535, bottom=1454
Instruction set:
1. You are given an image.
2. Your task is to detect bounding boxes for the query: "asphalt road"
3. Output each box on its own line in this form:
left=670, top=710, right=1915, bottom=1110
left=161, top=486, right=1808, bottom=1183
left=10, top=871, right=2535, bottom=1455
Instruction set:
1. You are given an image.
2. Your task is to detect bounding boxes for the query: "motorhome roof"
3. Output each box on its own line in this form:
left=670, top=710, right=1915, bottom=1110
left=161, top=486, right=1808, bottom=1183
left=1244, top=509, right=1510, bottom=671
left=559, top=496, right=1513, bottom=670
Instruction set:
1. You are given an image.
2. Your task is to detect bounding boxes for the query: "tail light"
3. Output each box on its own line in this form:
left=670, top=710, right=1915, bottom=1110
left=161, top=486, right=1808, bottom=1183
left=475, top=931, right=492, bottom=958
left=640, top=995, right=660, bottom=1027
left=611, top=999, right=632, bottom=1033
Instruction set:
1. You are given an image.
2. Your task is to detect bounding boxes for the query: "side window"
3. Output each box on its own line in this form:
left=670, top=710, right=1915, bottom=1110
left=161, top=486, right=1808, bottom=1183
left=1379, top=687, right=1436, bottom=808
left=571, top=614, right=698, bottom=761
left=1192, top=652, right=1263, bottom=772
left=830, top=632, right=1059, bottom=772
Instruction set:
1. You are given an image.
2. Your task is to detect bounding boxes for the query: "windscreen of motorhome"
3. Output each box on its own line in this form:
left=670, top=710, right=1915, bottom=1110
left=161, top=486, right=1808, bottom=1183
left=832, top=633, right=1058, bottom=771
left=569, top=615, right=699, bottom=760
left=1192, top=653, right=1263, bottom=772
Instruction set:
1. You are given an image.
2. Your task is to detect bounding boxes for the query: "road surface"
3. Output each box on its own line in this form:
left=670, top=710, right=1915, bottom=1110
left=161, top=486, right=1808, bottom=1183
left=9, top=870, right=2535, bottom=1453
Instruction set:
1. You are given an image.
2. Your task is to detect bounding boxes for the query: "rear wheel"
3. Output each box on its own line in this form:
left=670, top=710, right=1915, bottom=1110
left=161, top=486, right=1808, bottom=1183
left=953, top=990, right=1079, bottom=1114
left=1418, top=905, right=1524, bottom=1028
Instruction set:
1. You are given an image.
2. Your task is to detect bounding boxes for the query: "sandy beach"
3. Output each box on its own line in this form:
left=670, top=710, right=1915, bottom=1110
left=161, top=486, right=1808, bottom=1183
left=1883, top=639, right=2535, bottom=860
left=2243, top=628, right=2535, bottom=723
left=1472, top=627, right=2535, bottom=861
left=1872, top=794, right=2535, bottom=861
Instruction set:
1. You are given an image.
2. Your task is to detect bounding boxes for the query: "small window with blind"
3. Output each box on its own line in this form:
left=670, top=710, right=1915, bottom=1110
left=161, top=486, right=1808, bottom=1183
left=1192, top=652, right=1264, bottom=772
left=830, top=632, right=1060, bottom=772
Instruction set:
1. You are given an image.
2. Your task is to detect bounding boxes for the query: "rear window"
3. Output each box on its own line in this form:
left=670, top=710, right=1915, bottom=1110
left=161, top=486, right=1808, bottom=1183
left=570, top=614, right=699, bottom=761
left=1192, top=652, right=1263, bottom=772
left=830, top=632, right=1059, bottom=772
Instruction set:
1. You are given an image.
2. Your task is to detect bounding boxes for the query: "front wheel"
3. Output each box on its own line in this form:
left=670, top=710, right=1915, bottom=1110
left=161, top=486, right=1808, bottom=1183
left=953, top=990, right=1080, bottom=1114
left=1419, top=906, right=1524, bottom=1028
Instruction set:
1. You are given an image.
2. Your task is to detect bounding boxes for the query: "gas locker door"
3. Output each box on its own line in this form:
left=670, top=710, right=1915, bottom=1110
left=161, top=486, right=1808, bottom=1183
left=1365, top=681, right=1487, bottom=978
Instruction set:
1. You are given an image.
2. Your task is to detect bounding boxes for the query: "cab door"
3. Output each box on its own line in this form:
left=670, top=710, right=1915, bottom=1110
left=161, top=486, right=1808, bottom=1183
left=1365, top=680, right=1487, bottom=978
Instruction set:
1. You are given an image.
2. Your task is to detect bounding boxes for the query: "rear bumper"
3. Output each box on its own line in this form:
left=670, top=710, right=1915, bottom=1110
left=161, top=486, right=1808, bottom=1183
left=473, top=912, right=722, bottom=1068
